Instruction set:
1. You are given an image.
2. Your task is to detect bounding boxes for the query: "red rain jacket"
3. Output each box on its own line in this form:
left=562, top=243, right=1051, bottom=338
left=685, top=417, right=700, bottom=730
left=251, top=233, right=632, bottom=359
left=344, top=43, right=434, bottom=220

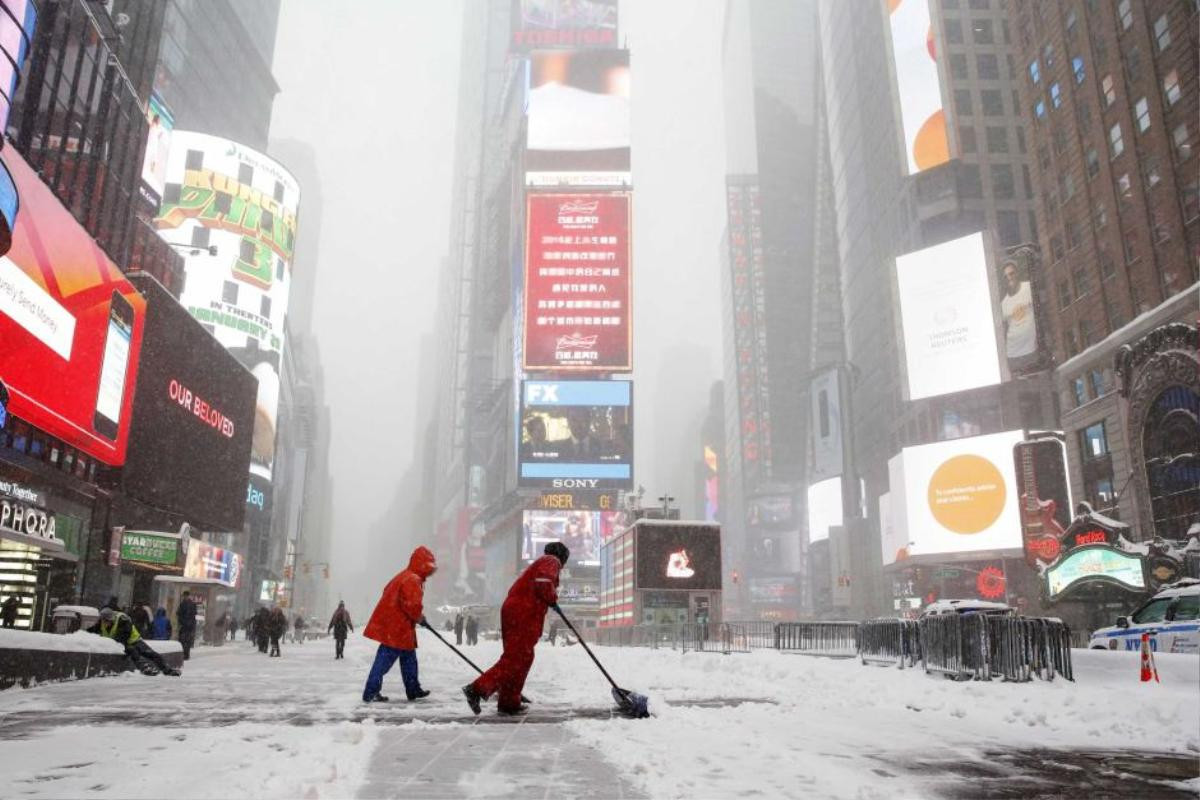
left=364, top=546, right=437, bottom=650
left=501, top=554, right=561, bottom=647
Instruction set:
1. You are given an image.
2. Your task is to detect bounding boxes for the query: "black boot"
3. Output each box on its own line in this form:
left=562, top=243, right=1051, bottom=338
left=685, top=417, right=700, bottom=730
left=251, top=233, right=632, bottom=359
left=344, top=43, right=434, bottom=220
left=462, top=684, right=482, bottom=715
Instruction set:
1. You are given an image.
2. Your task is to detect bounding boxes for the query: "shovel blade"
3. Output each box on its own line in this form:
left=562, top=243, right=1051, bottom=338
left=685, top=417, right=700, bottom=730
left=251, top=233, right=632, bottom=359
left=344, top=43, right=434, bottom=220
left=612, top=686, right=650, bottom=718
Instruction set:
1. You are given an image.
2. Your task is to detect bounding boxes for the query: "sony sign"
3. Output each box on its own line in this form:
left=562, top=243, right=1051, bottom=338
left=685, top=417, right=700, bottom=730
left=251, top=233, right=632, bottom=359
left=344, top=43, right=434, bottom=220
left=0, top=497, right=58, bottom=542
left=551, top=479, right=601, bottom=489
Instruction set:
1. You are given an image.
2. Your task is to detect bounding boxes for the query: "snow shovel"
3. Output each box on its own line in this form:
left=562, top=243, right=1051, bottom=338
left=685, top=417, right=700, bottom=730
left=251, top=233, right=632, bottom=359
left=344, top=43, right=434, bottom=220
left=551, top=605, right=650, bottom=718
left=418, top=620, right=532, bottom=705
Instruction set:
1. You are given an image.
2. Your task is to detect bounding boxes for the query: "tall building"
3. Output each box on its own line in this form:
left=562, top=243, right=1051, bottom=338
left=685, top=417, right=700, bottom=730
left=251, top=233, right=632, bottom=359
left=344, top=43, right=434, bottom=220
left=1007, top=0, right=1198, bottom=540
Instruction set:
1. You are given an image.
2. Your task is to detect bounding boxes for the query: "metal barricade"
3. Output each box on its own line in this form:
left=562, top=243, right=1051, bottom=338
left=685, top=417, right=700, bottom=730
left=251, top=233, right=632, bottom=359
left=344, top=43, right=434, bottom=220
left=859, top=618, right=920, bottom=668
left=987, top=616, right=1074, bottom=682
left=917, top=613, right=991, bottom=680
left=774, top=621, right=859, bottom=658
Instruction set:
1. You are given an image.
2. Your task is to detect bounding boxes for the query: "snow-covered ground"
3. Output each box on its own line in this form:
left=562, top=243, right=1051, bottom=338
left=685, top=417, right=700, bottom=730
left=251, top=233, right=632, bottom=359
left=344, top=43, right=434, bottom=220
left=0, top=630, right=1196, bottom=799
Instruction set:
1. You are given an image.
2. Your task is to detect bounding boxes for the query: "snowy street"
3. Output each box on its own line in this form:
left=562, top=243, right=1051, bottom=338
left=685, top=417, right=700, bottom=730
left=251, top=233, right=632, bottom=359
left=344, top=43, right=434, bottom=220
left=0, top=633, right=1197, bottom=799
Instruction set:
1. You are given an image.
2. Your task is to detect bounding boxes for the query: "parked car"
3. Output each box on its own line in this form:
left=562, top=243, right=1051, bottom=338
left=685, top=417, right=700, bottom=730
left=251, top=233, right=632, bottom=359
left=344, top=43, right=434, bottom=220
left=920, top=599, right=1014, bottom=618
left=1087, top=579, right=1200, bottom=654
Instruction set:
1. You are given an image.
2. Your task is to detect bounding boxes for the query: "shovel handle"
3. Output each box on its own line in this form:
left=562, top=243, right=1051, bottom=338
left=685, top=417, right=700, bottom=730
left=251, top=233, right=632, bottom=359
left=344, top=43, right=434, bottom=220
left=420, top=620, right=531, bottom=705
left=552, top=604, right=622, bottom=693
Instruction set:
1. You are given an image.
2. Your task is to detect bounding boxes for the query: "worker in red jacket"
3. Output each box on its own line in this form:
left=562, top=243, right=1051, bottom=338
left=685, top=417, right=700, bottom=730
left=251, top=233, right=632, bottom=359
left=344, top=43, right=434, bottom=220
left=463, top=541, right=568, bottom=715
left=362, top=546, right=437, bottom=702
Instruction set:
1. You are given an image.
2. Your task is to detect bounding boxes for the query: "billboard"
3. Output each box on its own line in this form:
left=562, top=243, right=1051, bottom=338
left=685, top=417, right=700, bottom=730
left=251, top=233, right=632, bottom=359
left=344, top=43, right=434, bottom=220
left=521, top=509, right=611, bottom=566
left=526, top=49, right=630, bottom=186
left=138, top=92, right=174, bottom=212
left=0, top=0, right=36, bottom=139
left=519, top=379, right=632, bottom=488
left=884, top=430, right=1025, bottom=564
left=523, top=193, right=631, bottom=371
left=183, top=540, right=243, bottom=588
left=887, top=0, right=949, bottom=174
left=703, top=444, right=719, bottom=522
left=122, top=275, right=257, bottom=532
left=634, top=523, right=722, bottom=591
left=120, top=530, right=180, bottom=567
left=0, top=148, right=145, bottom=465
left=1013, top=437, right=1071, bottom=565
left=1046, top=546, right=1146, bottom=600
left=895, top=232, right=1002, bottom=401
left=809, top=368, right=843, bottom=481
left=747, top=493, right=800, bottom=574
left=511, top=0, right=617, bottom=52
left=154, top=132, right=300, bottom=513
left=807, top=478, right=843, bottom=545
left=998, top=245, right=1046, bottom=375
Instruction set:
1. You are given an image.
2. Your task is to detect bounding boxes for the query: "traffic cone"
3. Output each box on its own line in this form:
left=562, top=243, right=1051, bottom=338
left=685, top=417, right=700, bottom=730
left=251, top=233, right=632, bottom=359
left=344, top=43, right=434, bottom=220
left=1139, top=632, right=1160, bottom=683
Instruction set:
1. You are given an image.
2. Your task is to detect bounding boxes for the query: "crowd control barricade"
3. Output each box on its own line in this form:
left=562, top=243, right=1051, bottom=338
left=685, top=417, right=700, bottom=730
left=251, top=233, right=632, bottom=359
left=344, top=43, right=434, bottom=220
left=773, top=621, right=859, bottom=658
left=859, top=619, right=920, bottom=668
left=593, top=623, right=748, bottom=654
left=917, top=613, right=991, bottom=680
left=987, top=616, right=1074, bottom=682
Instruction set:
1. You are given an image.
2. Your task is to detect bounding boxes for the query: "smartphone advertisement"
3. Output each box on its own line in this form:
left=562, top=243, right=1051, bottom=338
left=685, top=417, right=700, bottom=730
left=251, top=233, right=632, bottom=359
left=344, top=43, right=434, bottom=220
left=0, top=148, right=145, bottom=464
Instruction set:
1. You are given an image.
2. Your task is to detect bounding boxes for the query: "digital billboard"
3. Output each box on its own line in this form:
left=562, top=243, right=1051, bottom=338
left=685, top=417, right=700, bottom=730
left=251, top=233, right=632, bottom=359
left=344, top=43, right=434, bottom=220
left=1013, top=436, right=1071, bottom=566
left=523, top=193, right=631, bottom=371
left=155, top=132, right=300, bottom=515
left=998, top=245, right=1046, bottom=375
left=526, top=49, right=630, bottom=186
left=511, top=0, right=617, bottom=52
left=747, top=493, right=800, bottom=573
left=0, top=0, right=36, bottom=139
left=884, top=430, right=1025, bottom=564
left=634, top=522, right=722, bottom=592
left=807, top=478, right=843, bottom=545
left=895, top=232, right=1002, bottom=401
left=138, top=92, right=174, bottom=212
left=183, top=540, right=243, bottom=588
left=521, top=509, right=613, bottom=566
left=809, top=368, right=843, bottom=481
left=887, top=0, right=949, bottom=174
left=519, top=379, right=632, bottom=489
left=1046, top=546, right=1146, bottom=600
left=122, top=275, right=257, bottom=532
left=0, top=148, right=145, bottom=465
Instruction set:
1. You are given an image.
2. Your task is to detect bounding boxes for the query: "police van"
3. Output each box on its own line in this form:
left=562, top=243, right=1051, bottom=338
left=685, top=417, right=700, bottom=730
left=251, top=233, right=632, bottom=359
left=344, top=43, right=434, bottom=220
left=1088, top=578, right=1200, bottom=654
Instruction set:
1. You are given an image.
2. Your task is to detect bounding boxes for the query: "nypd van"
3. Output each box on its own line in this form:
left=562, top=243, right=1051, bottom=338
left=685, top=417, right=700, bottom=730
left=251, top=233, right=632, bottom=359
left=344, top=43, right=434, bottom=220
left=1088, top=579, right=1200, bottom=654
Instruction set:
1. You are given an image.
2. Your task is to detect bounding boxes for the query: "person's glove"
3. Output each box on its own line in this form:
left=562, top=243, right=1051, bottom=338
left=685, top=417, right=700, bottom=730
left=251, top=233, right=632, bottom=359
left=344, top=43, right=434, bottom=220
left=550, top=603, right=561, bottom=614
left=418, top=616, right=430, bottom=629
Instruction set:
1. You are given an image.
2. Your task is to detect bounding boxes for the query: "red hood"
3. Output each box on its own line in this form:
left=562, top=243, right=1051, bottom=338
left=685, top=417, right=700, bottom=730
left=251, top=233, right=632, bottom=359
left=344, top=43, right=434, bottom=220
left=408, top=546, right=437, bottom=579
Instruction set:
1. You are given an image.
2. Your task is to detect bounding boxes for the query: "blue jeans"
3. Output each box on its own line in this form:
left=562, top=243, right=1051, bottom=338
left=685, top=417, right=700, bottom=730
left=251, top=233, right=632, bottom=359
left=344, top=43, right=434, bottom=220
left=363, top=644, right=421, bottom=700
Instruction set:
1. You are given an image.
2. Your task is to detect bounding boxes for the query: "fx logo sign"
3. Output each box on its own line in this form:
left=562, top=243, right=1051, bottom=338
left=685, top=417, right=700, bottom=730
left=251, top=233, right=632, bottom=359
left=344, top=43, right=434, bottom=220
left=525, top=384, right=560, bottom=403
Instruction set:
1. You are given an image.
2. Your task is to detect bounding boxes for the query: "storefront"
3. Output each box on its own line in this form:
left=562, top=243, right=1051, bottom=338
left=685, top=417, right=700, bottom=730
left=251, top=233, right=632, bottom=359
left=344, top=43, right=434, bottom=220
left=110, top=527, right=185, bottom=610
left=153, top=539, right=244, bottom=645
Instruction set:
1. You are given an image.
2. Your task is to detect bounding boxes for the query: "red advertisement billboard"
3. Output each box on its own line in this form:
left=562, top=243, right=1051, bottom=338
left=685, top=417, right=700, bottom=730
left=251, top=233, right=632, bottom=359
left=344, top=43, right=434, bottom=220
left=511, top=0, right=617, bottom=52
left=0, top=148, right=145, bottom=465
left=523, top=193, right=631, bottom=372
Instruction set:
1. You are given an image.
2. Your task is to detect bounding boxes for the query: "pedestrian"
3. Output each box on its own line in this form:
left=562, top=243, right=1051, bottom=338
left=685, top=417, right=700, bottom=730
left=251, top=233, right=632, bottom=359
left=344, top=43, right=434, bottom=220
left=463, top=542, right=568, bottom=716
left=361, top=546, right=437, bottom=703
left=150, top=607, right=172, bottom=640
left=294, top=614, right=307, bottom=644
left=465, top=615, right=478, bottom=646
left=176, top=591, right=198, bottom=660
left=91, top=607, right=181, bottom=676
left=104, top=595, right=121, bottom=612
left=253, top=607, right=270, bottom=653
left=454, top=613, right=464, bottom=646
left=327, top=601, right=353, bottom=659
left=267, top=606, right=287, bottom=657
left=1, top=594, right=19, bottom=627
left=548, top=620, right=558, bottom=645
left=129, top=602, right=151, bottom=639
left=228, top=615, right=238, bottom=642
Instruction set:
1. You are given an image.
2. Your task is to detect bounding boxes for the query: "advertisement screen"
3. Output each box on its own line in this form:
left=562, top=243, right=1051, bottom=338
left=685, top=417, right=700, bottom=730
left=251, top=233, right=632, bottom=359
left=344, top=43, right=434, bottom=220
left=526, top=50, right=629, bottom=185
left=155, top=132, right=300, bottom=516
left=635, top=523, right=722, bottom=591
left=998, top=245, right=1045, bottom=375
left=511, top=0, right=617, bottom=52
left=523, top=193, right=631, bottom=371
left=746, top=493, right=800, bottom=573
left=703, top=444, right=719, bottom=522
left=885, top=430, right=1024, bottom=562
left=0, top=148, right=145, bottom=465
left=895, top=232, right=1002, bottom=401
left=0, top=0, right=36, bottom=136
left=139, top=92, right=174, bottom=211
left=1046, top=546, right=1146, bottom=600
left=521, top=509, right=612, bottom=565
left=1013, top=437, right=1071, bottom=565
left=122, top=275, right=257, bottom=532
left=809, top=368, right=843, bottom=481
left=519, top=379, right=632, bottom=489
left=807, top=478, right=843, bottom=545
left=888, top=0, right=949, bottom=174
left=184, top=540, right=243, bottom=588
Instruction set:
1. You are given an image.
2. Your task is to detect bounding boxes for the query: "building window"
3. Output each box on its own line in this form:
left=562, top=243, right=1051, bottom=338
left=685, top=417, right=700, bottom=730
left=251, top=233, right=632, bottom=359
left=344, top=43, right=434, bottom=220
left=1094, top=202, right=1108, bottom=228
left=1022, top=164, right=1033, bottom=198
left=1125, top=47, right=1141, bottom=82
left=977, top=54, right=999, bottom=80
left=992, top=163, right=1015, bottom=198
left=1085, top=147, right=1100, bottom=178
left=1099, top=241, right=1116, bottom=277
left=1080, top=421, right=1109, bottom=458
left=959, top=164, right=983, bottom=198
left=1079, top=317, right=1095, bottom=347
left=1183, top=179, right=1200, bottom=221
left=960, top=126, right=977, bottom=153
left=222, top=281, right=239, bottom=304
left=981, top=89, right=1003, bottom=116
left=1051, top=233, right=1065, bottom=260
left=951, top=54, right=968, bottom=80
left=1067, top=218, right=1083, bottom=249
left=1109, top=122, right=1124, bottom=158
left=1116, top=172, right=1132, bottom=202
left=986, top=126, right=1008, bottom=153
left=1123, top=229, right=1139, bottom=263
left=955, top=89, right=974, bottom=115
left=1042, top=43, right=1055, bottom=68
left=1066, top=9, right=1078, bottom=39
left=972, top=18, right=994, bottom=44
left=1028, top=59, right=1041, bottom=84
left=260, top=295, right=272, bottom=318
left=1061, top=172, right=1076, bottom=200
left=1076, top=100, right=1092, bottom=131
left=1071, top=261, right=1090, bottom=296
left=1057, top=278, right=1071, bottom=309
left=1049, top=82, right=1062, bottom=108
left=1016, top=126, right=1026, bottom=153
left=1071, top=56, right=1085, bottom=84
left=1073, top=377, right=1088, bottom=407
left=1053, top=125, right=1068, bottom=155
left=1066, top=327, right=1080, bottom=357
left=1117, top=0, right=1133, bottom=30
left=1101, top=75, right=1116, bottom=106
left=945, top=19, right=963, bottom=44
left=1006, top=53, right=1015, bottom=79
left=1163, top=70, right=1181, bottom=105
left=1038, top=145, right=1051, bottom=170
left=1151, top=208, right=1171, bottom=243
left=1173, top=123, right=1192, bottom=161
left=1134, top=98, right=1151, bottom=133
left=997, top=210, right=1020, bottom=245
left=968, top=0, right=989, bottom=9
left=1034, top=99, right=1046, bottom=119
left=1143, top=156, right=1161, bottom=188
left=1153, top=13, right=1170, bottom=50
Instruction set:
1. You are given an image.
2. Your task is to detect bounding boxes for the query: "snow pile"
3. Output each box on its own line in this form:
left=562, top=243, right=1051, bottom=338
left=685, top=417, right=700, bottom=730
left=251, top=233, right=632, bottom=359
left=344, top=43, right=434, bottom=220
left=0, top=628, right=182, bottom=656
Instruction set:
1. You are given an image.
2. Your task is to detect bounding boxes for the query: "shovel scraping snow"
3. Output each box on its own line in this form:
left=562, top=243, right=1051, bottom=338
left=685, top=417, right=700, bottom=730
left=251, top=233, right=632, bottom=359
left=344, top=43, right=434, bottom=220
left=552, top=604, right=650, bottom=718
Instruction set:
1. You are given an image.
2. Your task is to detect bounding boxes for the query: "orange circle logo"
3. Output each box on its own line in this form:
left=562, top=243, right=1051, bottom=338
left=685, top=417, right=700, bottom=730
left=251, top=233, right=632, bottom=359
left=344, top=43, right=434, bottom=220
left=927, top=454, right=1006, bottom=534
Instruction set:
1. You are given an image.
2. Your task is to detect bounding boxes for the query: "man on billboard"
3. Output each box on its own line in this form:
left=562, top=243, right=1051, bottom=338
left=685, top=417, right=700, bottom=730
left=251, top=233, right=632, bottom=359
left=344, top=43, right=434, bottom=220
left=463, top=542, right=569, bottom=716
left=999, top=259, right=1037, bottom=362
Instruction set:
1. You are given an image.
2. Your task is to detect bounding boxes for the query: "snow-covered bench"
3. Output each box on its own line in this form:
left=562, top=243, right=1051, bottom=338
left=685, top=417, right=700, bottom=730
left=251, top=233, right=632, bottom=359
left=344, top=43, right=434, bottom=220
left=0, top=629, right=184, bottom=689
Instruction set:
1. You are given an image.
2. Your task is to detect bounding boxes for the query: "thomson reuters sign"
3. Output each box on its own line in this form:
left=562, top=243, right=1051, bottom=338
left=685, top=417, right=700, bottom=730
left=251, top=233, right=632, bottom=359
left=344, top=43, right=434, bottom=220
left=926, top=454, right=1007, bottom=534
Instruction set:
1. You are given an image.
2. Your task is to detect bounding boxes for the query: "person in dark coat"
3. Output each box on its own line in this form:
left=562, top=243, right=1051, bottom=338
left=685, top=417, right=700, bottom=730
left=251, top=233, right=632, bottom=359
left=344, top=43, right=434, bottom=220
left=362, top=546, right=437, bottom=702
left=293, top=614, right=307, bottom=644
left=327, top=601, right=354, bottom=659
left=129, top=603, right=151, bottom=638
left=228, top=615, right=238, bottom=641
left=454, top=613, right=464, bottom=645
left=176, top=591, right=198, bottom=660
left=465, top=615, right=478, bottom=646
left=253, top=607, right=270, bottom=653
left=463, top=542, right=568, bottom=715
left=267, top=606, right=287, bottom=657
left=92, top=608, right=180, bottom=676
left=1, top=595, right=19, bottom=627
left=104, top=596, right=121, bottom=612
left=150, top=607, right=172, bottom=640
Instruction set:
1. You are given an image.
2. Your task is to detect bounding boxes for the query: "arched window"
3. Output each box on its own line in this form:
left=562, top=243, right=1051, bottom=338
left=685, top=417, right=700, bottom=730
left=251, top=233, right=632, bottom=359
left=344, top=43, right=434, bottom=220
left=1142, top=385, right=1200, bottom=539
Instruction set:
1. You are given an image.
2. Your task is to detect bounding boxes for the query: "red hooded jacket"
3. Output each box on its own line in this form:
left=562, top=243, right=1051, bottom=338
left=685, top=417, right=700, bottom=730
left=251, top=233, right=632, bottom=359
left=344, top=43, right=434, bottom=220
left=501, top=554, right=561, bottom=648
left=364, top=546, right=437, bottom=650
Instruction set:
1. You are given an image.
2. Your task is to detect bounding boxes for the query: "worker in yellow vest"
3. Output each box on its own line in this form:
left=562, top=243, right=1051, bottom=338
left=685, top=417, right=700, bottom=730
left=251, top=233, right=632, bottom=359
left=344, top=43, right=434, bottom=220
left=93, top=607, right=181, bottom=676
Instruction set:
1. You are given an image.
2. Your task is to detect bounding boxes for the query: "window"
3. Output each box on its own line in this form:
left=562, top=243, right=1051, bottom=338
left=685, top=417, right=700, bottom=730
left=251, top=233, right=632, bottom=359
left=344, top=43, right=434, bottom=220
left=1038, top=145, right=1051, bottom=170
left=1045, top=190, right=1059, bottom=223
left=222, top=281, right=239, bottom=304
left=1101, top=75, right=1116, bottom=106
left=1151, top=209, right=1171, bottom=243
left=1051, top=233, right=1065, bottom=260
left=960, top=126, right=977, bottom=153
left=1081, top=421, right=1109, bottom=458
left=1109, top=122, right=1124, bottom=158
left=1022, top=164, right=1033, bottom=198
left=1006, top=53, right=1015, bottom=80
left=1073, top=377, right=1088, bottom=406
left=1071, top=56, right=1085, bottom=84
left=991, top=163, right=1015, bottom=198
left=1117, top=0, right=1133, bottom=30
left=1123, top=229, right=1139, bottom=262
left=1163, top=70, right=1181, bottom=105
left=997, top=210, right=1020, bottom=245
left=1057, top=278, right=1071, bottom=309
left=972, top=18, right=994, bottom=44
left=260, top=295, right=272, bottom=318
left=1089, top=370, right=1106, bottom=398
left=1034, top=99, right=1046, bottom=119
left=945, top=19, right=963, bottom=44
left=1067, top=218, right=1082, bottom=249
left=190, top=226, right=211, bottom=249
left=1172, top=596, right=1200, bottom=622
left=1066, top=327, right=1079, bottom=357
left=1173, top=123, right=1192, bottom=161
left=1061, top=172, right=1076, bottom=200
left=1053, top=125, right=1067, bottom=155
left=1183, top=179, right=1200, bottom=221
left=985, top=126, right=1008, bottom=153
left=976, top=54, right=999, bottom=80
left=1050, top=82, right=1062, bottom=108
left=981, top=89, right=1003, bottom=116
left=1094, top=202, right=1108, bottom=228
left=955, top=89, right=974, bottom=115
left=950, top=54, right=968, bottom=80
left=959, top=164, right=983, bottom=198
left=1099, top=241, right=1116, bottom=277
left=1028, top=59, right=1041, bottom=84
left=968, top=0, right=989, bottom=9
left=1072, top=260, right=1090, bottom=295
left=1077, top=101, right=1092, bottom=131
left=1143, top=156, right=1161, bottom=188
left=1153, top=13, right=1170, bottom=50
left=1134, top=97, right=1151, bottom=133
left=1125, top=47, right=1141, bottom=82
left=237, top=163, right=254, bottom=186
left=1094, top=37, right=1108, bottom=68
left=1016, top=126, right=1026, bottom=153
left=1042, top=43, right=1055, bottom=68
left=1131, top=598, right=1174, bottom=624
left=1065, top=9, right=1078, bottom=40
left=1079, top=317, right=1094, bottom=347
left=1085, top=148, right=1100, bottom=178
left=1116, top=172, right=1132, bottom=202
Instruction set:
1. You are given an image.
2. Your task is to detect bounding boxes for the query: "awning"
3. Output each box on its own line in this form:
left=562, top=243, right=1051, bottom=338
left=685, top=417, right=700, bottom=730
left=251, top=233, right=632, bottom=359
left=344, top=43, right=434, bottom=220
left=0, top=526, right=67, bottom=555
